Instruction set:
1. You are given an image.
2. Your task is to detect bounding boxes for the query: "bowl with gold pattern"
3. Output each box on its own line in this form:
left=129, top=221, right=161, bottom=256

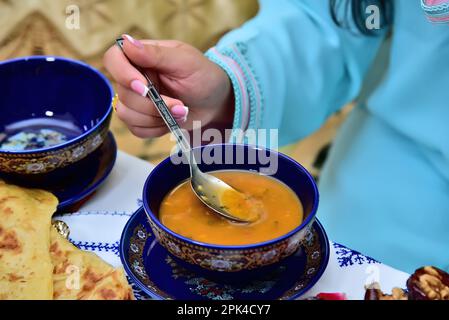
left=142, top=144, right=320, bottom=278
left=0, top=56, right=113, bottom=176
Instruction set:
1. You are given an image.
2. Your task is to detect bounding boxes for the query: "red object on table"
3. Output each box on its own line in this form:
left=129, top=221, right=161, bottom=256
left=316, top=293, right=347, bottom=300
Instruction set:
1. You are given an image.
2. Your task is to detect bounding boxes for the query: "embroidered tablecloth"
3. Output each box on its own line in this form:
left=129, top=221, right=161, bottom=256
left=55, top=151, right=410, bottom=300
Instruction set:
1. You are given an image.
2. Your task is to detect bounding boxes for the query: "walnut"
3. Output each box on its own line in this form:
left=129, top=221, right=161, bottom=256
left=407, top=266, right=449, bottom=300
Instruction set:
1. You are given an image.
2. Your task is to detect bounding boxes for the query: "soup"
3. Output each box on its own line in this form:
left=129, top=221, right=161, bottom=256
left=159, top=171, right=303, bottom=246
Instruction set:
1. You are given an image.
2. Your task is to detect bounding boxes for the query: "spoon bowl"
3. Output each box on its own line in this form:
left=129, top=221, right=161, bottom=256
left=190, top=167, right=259, bottom=223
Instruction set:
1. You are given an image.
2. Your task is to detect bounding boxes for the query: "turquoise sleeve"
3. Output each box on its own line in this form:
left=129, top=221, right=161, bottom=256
left=206, top=0, right=386, bottom=147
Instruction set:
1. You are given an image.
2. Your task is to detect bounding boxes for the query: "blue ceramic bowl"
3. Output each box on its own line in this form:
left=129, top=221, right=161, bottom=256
left=143, top=144, right=320, bottom=273
left=0, top=56, right=113, bottom=175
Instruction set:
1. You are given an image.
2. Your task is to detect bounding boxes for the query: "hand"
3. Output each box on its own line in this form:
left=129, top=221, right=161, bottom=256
left=103, top=35, right=234, bottom=138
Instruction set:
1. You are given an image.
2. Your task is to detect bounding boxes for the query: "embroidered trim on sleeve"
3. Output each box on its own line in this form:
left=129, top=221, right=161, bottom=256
left=205, top=43, right=263, bottom=143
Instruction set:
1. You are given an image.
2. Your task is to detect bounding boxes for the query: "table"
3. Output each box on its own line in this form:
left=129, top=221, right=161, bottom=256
left=55, top=151, right=410, bottom=300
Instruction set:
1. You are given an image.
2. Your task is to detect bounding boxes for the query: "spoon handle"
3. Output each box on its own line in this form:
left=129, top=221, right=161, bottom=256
left=140, top=73, right=192, bottom=155
left=115, top=38, right=192, bottom=157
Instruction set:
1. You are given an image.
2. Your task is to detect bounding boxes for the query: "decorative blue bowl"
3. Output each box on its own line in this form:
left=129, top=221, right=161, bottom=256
left=0, top=56, right=113, bottom=175
left=143, top=144, right=320, bottom=274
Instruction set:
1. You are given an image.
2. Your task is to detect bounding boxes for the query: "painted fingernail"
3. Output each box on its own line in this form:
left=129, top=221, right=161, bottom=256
left=130, top=80, right=149, bottom=97
left=123, top=34, right=144, bottom=49
left=171, top=105, right=189, bottom=119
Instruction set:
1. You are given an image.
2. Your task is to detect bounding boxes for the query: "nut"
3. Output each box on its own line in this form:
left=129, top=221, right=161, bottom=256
left=407, top=266, right=449, bottom=300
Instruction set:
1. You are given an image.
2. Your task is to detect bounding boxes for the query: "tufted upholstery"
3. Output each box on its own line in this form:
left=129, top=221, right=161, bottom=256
left=0, top=0, right=259, bottom=65
left=0, top=0, right=344, bottom=175
left=0, top=0, right=259, bottom=163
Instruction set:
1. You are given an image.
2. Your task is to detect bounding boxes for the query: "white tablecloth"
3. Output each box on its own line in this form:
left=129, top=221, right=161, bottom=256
left=55, top=151, right=410, bottom=300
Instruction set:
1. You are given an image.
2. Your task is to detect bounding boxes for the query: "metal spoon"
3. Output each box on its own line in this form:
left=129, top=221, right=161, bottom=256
left=115, top=38, right=257, bottom=223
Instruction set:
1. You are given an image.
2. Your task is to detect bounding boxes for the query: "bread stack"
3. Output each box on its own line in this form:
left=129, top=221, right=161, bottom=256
left=0, top=181, right=134, bottom=300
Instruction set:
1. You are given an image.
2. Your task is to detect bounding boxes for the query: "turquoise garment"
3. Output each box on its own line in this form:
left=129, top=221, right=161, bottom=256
left=206, top=0, right=449, bottom=273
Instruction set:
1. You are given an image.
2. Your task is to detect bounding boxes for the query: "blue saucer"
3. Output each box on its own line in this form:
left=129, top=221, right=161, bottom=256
left=55, top=131, right=117, bottom=211
left=121, top=207, right=330, bottom=300
left=0, top=131, right=117, bottom=212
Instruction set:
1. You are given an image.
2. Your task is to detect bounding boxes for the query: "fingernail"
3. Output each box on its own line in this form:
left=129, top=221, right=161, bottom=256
left=171, top=105, right=189, bottom=118
left=130, top=80, right=149, bottom=97
left=123, top=34, right=144, bottom=49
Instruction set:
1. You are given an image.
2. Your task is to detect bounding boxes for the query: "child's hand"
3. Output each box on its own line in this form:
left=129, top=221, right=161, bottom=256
left=104, top=35, right=234, bottom=138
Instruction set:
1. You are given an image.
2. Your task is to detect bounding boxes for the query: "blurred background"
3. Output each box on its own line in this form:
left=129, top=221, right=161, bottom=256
left=0, top=0, right=349, bottom=179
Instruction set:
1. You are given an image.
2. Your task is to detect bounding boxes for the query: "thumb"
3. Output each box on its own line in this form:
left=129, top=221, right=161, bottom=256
left=122, top=34, right=182, bottom=74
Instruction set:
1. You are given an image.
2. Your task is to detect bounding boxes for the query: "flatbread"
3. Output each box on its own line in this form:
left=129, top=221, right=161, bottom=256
left=0, top=181, right=57, bottom=300
left=0, top=180, right=134, bottom=300
left=50, top=227, right=134, bottom=300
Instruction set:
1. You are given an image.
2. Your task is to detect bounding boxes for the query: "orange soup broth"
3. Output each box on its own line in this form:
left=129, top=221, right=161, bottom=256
left=159, top=171, right=304, bottom=246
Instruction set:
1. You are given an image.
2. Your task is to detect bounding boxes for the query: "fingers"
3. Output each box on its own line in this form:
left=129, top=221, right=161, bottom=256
left=121, top=35, right=189, bottom=75
left=115, top=100, right=158, bottom=127
left=104, top=45, right=146, bottom=88
left=116, top=83, right=187, bottom=117
left=103, top=35, right=193, bottom=139
left=116, top=83, right=180, bottom=117
left=118, top=101, right=171, bottom=138
left=103, top=35, right=196, bottom=104
left=140, top=39, right=185, bottom=48
left=128, top=126, right=169, bottom=139
left=115, top=99, right=188, bottom=128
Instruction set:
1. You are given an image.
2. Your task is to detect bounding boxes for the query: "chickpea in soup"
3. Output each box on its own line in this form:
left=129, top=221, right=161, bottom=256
left=159, top=171, right=303, bottom=246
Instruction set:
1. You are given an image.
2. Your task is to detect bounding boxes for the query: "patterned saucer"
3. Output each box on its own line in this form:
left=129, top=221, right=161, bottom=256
left=55, top=131, right=117, bottom=211
left=1, top=131, right=117, bottom=212
left=120, top=207, right=330, bottom=300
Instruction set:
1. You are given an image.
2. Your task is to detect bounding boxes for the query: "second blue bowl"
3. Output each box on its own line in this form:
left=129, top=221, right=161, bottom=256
left=0, top=56, right=113, bottom=175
